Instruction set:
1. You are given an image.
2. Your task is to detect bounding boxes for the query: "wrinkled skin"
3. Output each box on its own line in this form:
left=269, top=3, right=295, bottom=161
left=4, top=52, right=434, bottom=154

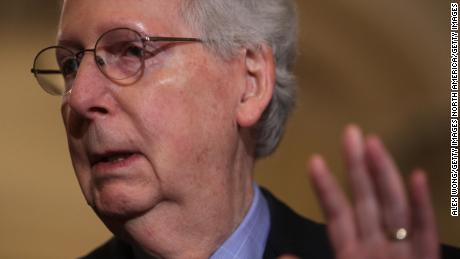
left=59, top=0, right=275, bottom=258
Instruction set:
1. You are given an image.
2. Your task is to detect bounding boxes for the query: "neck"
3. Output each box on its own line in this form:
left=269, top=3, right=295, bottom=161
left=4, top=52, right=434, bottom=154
left=101, top=137, right=255, bottom=259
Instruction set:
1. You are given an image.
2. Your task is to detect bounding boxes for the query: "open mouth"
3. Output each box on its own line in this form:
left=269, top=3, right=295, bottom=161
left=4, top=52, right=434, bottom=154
left=90, top=151, right=138, bottom=167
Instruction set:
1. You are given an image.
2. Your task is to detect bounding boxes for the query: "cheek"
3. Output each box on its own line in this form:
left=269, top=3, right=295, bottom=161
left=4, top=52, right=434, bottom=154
left=136, top=90, right=214, bottom=158
left=119, top=49, right=243, bottom=192
left=130, top=54, right=240, bottom=152
left=61, top=105, right=94, bottom=203
left=66, top=138, right=95, bottom=205
left=128, top=75, right=237, bottom=190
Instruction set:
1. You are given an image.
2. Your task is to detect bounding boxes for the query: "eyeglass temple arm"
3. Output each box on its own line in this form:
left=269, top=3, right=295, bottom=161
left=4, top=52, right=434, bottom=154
left=30, top=68, right=61, bottom=74
left=143, top=36, right=203, bottom=43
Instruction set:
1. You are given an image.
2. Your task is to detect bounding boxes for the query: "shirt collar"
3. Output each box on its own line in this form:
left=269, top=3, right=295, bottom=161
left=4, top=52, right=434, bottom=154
left=210, top=183, right=271, bottom=259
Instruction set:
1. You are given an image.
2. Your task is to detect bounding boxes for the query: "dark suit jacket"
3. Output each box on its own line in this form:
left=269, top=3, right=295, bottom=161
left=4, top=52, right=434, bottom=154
left=82, top=189, right=460, bottom=259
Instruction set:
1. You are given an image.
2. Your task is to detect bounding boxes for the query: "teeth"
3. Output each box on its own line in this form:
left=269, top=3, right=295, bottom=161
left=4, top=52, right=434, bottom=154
left=108, top=156, right=126, bottom=162
left=103, top=153, right=131, bottom=163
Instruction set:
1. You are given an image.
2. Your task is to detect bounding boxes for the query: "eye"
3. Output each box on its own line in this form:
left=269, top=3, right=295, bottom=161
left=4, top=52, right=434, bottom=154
left=60, top=57, right=79, bottom=77
left=105, top=41, right=145, bottom=59
left=124, top=45, right=144, bottom=58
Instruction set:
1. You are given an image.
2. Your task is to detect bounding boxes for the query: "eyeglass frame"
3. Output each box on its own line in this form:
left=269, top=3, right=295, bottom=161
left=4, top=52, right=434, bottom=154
left=30, top=27, right=203, bottom=96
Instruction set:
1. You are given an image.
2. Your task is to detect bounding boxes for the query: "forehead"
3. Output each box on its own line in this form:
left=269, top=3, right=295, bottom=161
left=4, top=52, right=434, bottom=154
left=59, top=0, right=188, bottom=43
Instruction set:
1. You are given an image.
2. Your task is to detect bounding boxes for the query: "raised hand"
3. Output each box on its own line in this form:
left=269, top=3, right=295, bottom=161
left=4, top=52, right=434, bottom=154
left=307, top=125, right=439, bottom=259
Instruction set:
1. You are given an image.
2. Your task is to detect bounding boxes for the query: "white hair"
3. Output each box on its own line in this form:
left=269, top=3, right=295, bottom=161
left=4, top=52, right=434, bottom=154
left=180, top=0, right=298, bottom=158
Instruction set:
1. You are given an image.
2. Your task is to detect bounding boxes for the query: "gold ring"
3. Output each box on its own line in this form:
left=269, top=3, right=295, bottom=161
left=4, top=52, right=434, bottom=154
left=388, top=228, right=408, bottom=241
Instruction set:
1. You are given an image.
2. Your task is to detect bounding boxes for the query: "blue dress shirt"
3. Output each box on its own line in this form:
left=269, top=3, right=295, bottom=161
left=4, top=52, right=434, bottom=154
left=210, top=183, right=271, bottom=259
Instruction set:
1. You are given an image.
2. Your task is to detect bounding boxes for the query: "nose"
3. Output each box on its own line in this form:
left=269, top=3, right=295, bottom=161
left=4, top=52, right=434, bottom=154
left=65, top=50, right=113, bottom=120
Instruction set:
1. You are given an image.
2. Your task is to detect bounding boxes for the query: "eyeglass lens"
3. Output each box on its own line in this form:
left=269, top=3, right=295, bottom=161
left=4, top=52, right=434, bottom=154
left=32, top=28, right=146, bottom=96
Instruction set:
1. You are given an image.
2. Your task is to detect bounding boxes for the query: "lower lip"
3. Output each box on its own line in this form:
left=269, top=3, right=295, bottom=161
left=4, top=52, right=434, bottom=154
left=92, top=153, right=142, bottom=173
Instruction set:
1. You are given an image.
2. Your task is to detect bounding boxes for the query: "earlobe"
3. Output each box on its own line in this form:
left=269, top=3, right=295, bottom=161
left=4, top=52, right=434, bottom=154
left=237, top=45, right=275, bottom=128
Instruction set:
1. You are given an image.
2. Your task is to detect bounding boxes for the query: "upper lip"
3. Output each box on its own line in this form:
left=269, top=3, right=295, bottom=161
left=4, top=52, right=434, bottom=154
left=88, top=150, right=138, bottom=166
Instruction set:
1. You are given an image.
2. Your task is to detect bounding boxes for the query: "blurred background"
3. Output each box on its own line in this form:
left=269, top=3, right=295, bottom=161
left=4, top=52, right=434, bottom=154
left=0, top=0, right=458, bottom=258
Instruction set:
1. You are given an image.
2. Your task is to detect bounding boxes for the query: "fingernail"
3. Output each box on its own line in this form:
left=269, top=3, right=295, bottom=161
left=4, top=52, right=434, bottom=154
left=344, top=124, right=364, bottom=159
left=309, top=154, right=325, bottom=171
left=412, top=169, right=427, bottom=184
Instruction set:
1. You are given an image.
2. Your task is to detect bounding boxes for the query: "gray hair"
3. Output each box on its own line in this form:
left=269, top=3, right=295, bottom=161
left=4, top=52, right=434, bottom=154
left=180, top=0, right=298, bottom=158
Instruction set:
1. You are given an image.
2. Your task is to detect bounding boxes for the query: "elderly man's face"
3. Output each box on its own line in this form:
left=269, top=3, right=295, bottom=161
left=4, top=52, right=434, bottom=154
left=59, top=0, right=252, bottom=237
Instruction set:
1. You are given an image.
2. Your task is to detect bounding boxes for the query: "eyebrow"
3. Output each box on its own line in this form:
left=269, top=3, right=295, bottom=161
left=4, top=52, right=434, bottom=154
left=103, top=21, right=147, bottom=33
left=56, top=21, right=154, bottom=49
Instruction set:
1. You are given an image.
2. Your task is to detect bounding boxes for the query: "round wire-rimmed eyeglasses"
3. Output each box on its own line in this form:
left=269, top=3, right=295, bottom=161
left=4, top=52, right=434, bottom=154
left=30, top=27, right=203, bottom=96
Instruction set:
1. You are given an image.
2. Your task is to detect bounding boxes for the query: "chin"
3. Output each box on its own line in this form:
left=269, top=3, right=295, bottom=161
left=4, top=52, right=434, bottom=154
left=90, top=180, right=161, bottom=220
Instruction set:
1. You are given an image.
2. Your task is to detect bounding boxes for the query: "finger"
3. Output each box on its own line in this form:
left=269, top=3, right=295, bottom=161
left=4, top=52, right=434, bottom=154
left=409, top=170, right=440, bottom=259
left=365, top=136, right=410, bottom=233
left=308, top=155, right=358, bottom=252
left=343, top=125, right=382, bottom=239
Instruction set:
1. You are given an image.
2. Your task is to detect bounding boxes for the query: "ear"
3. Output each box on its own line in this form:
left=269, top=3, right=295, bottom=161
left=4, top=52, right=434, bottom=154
left=236, top=44, right=275, bottom=128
